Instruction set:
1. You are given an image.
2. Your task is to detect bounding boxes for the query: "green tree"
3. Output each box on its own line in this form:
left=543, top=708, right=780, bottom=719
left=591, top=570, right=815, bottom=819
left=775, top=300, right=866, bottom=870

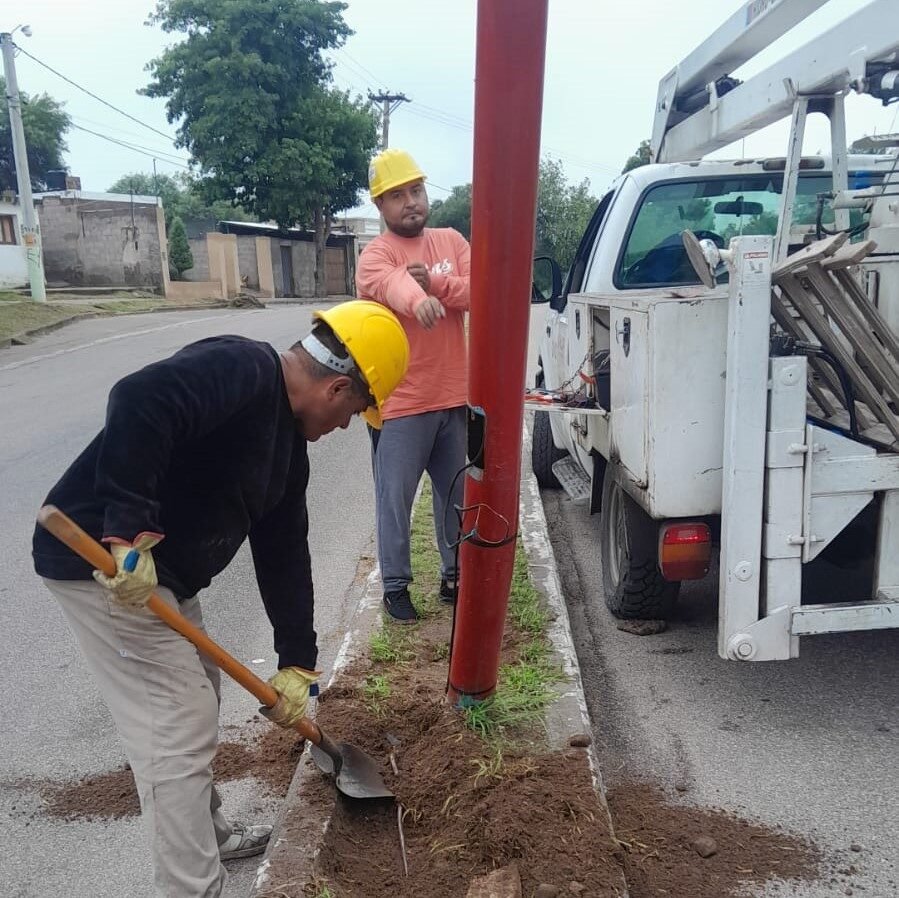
left=429, top=184, right=473, bottom=238
left=425, top=159, right=597, bottom=274
left=622, top=139, right=652, bottom=174
left=535, top=157, right=597, bottom=272
left=167, top=214, right=193, bottom=278
left=1, top=77, right=70, bottom=191
left=107, top=171, right=253, bottom=227
left=143, top=0, right=378, bottom=296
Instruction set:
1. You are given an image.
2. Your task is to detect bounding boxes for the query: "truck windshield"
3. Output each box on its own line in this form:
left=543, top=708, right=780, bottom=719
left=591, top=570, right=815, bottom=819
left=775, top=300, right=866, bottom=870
left=616, top=171, right=884, bottom=288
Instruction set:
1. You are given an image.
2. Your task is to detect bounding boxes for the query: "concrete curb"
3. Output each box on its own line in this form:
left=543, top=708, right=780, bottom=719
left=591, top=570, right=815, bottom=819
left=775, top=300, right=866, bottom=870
left=0, top=301, right=233, bottom=350
left=249, top=427, right=627, bottom=896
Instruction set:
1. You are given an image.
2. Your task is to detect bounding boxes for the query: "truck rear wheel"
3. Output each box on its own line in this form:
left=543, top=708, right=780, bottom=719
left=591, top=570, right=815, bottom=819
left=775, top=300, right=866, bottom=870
left=531, top=409, right=567, bottom=488
left=600, top=468, right=680, bottom=619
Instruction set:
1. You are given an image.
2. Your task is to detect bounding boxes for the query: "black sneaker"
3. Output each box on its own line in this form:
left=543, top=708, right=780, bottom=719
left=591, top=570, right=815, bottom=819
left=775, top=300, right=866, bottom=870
left=383, top=587, right=419, bottom=623
left=439, top=579, right=457, bottom=605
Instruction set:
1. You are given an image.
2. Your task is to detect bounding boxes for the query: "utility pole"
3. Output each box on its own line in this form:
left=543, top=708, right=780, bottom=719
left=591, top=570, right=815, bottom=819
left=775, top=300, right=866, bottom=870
left=368, top=91, right=409, bottom=150
left=446, top=0, right=548, bottom=707
left=1, top=30, right=46, bottom=302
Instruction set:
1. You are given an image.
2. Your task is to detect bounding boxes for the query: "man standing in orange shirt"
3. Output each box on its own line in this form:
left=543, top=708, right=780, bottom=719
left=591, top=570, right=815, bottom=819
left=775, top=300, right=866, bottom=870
left=356, top=149, right=471, bottom=623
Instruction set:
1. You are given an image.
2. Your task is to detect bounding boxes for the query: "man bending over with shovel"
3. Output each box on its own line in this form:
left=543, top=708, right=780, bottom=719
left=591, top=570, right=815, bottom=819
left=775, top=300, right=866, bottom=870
left=32, top=300, right=409, bottom=898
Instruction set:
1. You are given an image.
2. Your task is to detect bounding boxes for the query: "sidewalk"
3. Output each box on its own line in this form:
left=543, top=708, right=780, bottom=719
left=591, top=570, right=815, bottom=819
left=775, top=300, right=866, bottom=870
left=248, top=436, right=629, bottom=898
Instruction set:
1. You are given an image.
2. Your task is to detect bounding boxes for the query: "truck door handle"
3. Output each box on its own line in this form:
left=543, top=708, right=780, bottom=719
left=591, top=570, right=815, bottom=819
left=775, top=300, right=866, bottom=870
left=616, top=317, right=631, bottom=357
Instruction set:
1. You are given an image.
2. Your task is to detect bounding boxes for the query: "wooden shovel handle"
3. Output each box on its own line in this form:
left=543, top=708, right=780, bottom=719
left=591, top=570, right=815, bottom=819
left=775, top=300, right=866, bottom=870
left=36, top=505, right=325, bottom=746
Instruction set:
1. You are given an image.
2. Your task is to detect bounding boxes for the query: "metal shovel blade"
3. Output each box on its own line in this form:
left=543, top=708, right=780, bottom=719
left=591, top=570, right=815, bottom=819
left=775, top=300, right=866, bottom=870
left=311, top=741, right=394, bottom=800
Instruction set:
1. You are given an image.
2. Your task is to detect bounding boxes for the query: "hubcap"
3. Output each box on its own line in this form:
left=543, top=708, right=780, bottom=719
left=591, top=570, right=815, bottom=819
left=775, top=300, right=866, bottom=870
left=607, top=484, right=626, bottom=588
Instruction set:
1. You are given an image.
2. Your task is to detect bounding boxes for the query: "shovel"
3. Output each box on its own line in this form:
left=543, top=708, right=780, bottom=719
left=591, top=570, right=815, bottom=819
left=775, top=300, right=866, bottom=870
left=37, top=505, right=393, bottom=801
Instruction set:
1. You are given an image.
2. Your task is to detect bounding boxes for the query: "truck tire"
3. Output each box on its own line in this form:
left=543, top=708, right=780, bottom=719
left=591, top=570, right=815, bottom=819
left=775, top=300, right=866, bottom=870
left=600, top=468, right=680, bottom=619
left=531, top=409, right=567, bottom=488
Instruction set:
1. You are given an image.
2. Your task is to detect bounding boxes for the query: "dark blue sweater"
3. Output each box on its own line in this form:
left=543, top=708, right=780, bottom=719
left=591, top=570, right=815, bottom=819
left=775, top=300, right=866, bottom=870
left=32, top=335, right=317, bottom=670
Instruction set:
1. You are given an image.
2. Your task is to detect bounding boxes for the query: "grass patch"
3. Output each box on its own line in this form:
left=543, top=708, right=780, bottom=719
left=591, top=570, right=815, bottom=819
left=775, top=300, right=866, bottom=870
left=408, top=480, right=442, bottom=618
left=369, top=627, right=415, bottom=665
left=0, top=296, right=218, bottom=343
left=0, top=302, right=85, bottom=341
left=361, top=674, right=391, bottom=717
left=365, top=476, right=563, bottom=752
left=413, top=479, right=562, bottom=746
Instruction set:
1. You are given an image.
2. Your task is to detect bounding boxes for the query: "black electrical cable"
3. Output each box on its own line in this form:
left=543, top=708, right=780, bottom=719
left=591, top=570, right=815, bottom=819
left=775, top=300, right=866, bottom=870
left=795, top=341, right=859, bottom=437
left=814, top=193, right=870, bottom=241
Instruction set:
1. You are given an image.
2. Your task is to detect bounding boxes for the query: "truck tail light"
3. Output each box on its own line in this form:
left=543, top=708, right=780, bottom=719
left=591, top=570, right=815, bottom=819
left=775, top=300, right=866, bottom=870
left=658, top=523, right=711, bottom=581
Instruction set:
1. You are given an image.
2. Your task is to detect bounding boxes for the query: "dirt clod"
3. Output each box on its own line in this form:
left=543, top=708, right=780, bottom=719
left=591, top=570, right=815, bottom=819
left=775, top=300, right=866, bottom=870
left=465, top=864, right=522, bottom=898
left=568, top=733, right=592, bottom=748
left=692, top=835, right=719, bottom=858
left=615, top=619, right=668, bottom=636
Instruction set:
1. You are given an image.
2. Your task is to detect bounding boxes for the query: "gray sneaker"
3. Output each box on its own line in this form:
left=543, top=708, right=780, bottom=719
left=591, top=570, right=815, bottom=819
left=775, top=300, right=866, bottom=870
left=220, top=822, right=273, bottom=860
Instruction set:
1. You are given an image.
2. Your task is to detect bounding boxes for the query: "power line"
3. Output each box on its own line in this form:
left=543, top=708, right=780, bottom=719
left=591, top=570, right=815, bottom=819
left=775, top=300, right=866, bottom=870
left=336, top=47, right=386, bottom=90
left=70, top=123, right=191, bottom=169
left=68, top=115, right=187, bottom=163
left=14, top=44, right=178, bottom=143
left=405, top=105, right=619, bottom=178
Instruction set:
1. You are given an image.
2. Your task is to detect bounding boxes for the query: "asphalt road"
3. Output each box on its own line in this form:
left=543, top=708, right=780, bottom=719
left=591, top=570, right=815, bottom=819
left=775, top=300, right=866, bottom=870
left=0, top=306, right=375, bottom=897
left=530, top=301, right=898, bottom=898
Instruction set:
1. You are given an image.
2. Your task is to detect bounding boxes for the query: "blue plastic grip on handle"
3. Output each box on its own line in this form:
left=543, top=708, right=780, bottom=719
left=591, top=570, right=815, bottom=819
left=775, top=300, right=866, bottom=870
left=123, top=548, right=140, bottom=573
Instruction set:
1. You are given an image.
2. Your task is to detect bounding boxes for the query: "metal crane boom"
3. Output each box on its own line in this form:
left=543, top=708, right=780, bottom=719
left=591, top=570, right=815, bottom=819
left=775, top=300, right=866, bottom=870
left=653, top=0, right=899, bottom=163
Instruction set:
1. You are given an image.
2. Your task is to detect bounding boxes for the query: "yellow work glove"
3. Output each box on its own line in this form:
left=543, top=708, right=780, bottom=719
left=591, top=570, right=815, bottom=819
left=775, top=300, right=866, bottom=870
left=261, top=667, right=320, bottom=728
left=92, top=535, right=161, bottom=610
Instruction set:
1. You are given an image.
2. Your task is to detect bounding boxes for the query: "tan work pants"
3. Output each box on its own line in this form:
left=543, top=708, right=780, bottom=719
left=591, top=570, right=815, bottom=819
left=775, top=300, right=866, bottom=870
left=44, top=579, right=232, bottom=898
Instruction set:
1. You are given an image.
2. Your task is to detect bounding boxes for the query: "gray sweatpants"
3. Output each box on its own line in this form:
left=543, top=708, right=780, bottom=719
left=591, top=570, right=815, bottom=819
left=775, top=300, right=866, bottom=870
left=43, top=578, right=233, bottom=898
left=371, top=406, right=467, bottom=593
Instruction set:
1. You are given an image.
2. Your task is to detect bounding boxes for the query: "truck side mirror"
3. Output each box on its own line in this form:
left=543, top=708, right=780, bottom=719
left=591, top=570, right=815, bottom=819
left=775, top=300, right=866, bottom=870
left=532, top=255, right=562, bottom=306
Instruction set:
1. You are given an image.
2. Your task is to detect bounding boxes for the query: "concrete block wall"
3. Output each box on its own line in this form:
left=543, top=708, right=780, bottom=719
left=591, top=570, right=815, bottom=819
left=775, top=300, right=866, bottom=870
left=292, top=241, right=316, bottom=297
left=184, top=237, right=211, bottom=281
left=236, top=235, right=259, bottom=288
left=37, top=196, right=164, bottom=288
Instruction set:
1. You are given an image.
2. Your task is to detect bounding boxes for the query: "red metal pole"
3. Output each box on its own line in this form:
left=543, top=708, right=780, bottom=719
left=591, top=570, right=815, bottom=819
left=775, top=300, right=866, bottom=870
left=447, top=0, right=548, bottom=705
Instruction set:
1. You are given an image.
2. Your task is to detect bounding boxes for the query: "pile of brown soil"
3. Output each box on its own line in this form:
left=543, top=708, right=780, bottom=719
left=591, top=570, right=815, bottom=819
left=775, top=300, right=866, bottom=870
left=607, top=783, right=821, bottom=898
left=31, top=723, right=303, bottom=821
left=282, top=604, right=823, bottom=898
left=311, top=672, right=624, bottom=897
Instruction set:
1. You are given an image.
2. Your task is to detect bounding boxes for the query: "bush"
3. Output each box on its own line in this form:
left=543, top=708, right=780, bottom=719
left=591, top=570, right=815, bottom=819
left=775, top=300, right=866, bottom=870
left=167, top=215, right=193, bottom=279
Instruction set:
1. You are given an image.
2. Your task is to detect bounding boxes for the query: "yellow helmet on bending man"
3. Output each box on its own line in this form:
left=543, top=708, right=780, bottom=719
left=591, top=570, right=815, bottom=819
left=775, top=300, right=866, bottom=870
left=309, top=300, right=409, bottom=429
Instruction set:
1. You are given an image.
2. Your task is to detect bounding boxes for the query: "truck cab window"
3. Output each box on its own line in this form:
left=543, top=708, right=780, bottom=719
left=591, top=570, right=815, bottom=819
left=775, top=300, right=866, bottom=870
left=615, top=171, right=884, bottom=289
left=558, top=189, right=616, bottom=308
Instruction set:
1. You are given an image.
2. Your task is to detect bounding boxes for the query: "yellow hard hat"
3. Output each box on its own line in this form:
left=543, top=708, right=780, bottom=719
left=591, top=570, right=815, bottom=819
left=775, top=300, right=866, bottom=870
left=368, top=148, right=426, bottom=199
left=313, top=300, right=409, bottom=429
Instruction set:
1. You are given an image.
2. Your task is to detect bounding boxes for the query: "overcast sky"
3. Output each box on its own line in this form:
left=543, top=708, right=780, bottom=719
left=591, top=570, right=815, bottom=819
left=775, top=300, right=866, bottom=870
left=6, top=0, right=897, bottom=217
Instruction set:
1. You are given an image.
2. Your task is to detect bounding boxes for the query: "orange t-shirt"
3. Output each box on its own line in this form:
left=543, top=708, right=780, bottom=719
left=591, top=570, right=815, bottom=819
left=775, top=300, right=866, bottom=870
left=355, top=227, right=470, bottom=420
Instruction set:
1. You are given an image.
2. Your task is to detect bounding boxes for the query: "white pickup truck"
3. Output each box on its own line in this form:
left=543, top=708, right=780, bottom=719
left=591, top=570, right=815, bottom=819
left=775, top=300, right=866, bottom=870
left=529, top=0, right=899, bottom=660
